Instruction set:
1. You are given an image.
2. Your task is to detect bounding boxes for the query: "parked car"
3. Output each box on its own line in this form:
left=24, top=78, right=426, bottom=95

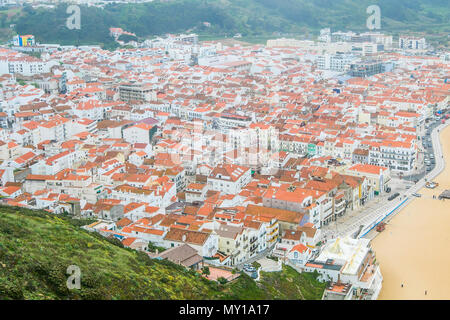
left=388, top=193, right=400, bottom=201
left=412, top=193, right=422, bottom=197
left=244, top=266, right=256, bottom=273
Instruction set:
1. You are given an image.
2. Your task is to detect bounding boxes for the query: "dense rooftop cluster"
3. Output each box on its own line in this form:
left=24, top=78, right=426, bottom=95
left=0, top=34, right=448, bottom=278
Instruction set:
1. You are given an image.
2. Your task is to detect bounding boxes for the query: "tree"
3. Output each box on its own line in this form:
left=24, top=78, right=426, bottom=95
left=118, top=34, right=138, bottom=43
left=217, top=277, right=228, bottom=285
left=201, top=266, right=210, bottom=276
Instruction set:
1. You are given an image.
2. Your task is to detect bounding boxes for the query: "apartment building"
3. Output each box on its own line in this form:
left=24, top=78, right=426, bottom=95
left=360, top=32, right=393, bottom=49
left=122, top=122, right=156, bottom=145
left=399, top=36, right=427, bottom=50
left=31, top=150, right=83, bottom=175
left=0, top=56, right=52, bottom=76
left=377, top=140, right=416, bottom=173
left=304, top=180, right=338, bottom=226
left=214, top=113, right=252, bottom=131
left=317, top=53, right=356, bottom=72
left=262, top=185, right=314, bottom=213
left=214, top=224, right=247, bottom=265
left=118, top=83, right=156, bottom=102
left=349, top=59, right=385, bottom=77
left=346, top=164, right=390, bottom=195
left=38, top=116, right=72, bottom=143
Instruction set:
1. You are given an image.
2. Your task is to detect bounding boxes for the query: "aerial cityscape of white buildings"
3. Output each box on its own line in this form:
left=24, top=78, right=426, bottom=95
left=0, top=26, right=448, bottom=299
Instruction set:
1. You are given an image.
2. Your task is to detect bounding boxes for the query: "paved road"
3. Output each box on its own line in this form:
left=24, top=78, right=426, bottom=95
left=319, top=119, right=449, bottom=242
left=402, top=121, right=441, bottom=182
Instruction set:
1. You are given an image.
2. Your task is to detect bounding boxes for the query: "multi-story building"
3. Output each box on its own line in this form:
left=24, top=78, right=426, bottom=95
left=262, top=186, right=314, bottom=213
left=185, top=183, right=207, bottom=203
left=399, top=36, right=427, bottom=50
left=122, top=122, right=156, bottom=145
left=377, top=140, right=416, bottom=173
left=30, top=150, right=83, bottom=175
left=213, top=113, right=252, bottom=131
left=318, top=28, right=331, bottom=43
left=346, top=164, right=390, bottom=196
left=349, top=59, right=385, bottom=77
left=0, top=56, right=51, bottom=76
left=214, top=224, right=247, bottom=265
left=207, top=163, right=251, bottom=195
left=317, top=53, right=356, bottom=72
left=118, top=83, right=156, bottom=102
left=360, top=32, right=393, bottom=50
left=13, top=35, right=35, bottom=47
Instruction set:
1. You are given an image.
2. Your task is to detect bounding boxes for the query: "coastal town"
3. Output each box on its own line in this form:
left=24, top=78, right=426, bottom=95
left=0, top=27, right=449, bottom=300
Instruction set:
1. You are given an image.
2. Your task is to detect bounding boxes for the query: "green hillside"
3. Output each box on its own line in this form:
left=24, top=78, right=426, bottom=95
left=0, top=205, right=326, bottom=300
left=1, top=0, right=449, bottom=47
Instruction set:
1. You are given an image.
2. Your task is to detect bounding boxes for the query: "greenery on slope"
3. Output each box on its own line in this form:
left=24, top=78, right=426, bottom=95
left=220, top=266, right=326, bottom=300
left=0, top=205, right=325, bottom=300
left=0, top=6, right=23, bottom=42
left=0, top=0, right=448, bottom=47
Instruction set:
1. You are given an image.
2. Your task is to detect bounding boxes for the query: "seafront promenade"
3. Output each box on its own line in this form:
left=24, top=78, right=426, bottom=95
left=371, top=122, right=450, bottom=300
left=320, top=119, right=450, bottom=242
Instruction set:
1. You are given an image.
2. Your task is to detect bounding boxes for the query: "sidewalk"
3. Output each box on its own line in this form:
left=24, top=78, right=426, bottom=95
left=320, top=120, right=450, bottom=241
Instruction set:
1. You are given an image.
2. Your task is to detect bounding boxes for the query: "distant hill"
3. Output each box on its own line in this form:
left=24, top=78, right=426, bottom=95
left=0, top=205, right=325, bottom=300
left=2, top=0, right=449, bottom=47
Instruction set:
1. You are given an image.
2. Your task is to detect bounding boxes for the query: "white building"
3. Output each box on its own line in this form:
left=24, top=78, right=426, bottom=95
left=0, top=56, right=54, bottom=77
left=122, top=122, right=155, bottom=145
left=31, top=150, right=83, bottom=175
left=304, top=237, right=383, bottom=300
left=317, top=53, right=356, bottom=72
left=185, top=182, right=207, bottom=203
left=318, top=28, right=331, bottom=43
left=399, top=36, right=427, bottom=50
left=163, top=228, right=218, bottom=258
left=207, top=163, right=251, bottom=195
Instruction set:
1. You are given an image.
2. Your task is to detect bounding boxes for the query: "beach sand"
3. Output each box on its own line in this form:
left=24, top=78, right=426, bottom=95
left=372, top=124, right=450, bottom=300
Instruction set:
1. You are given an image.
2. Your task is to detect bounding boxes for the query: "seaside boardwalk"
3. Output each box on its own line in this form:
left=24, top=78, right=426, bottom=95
left=372, top=124, right=450, bottom=300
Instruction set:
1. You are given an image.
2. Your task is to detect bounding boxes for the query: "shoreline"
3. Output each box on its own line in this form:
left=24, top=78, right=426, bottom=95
left=371, top=123, right=450, bottom=300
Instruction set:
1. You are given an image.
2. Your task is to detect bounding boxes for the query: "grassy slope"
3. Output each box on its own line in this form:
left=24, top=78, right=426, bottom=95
left=3, top=0, right=449, bottom=46
left=221, top=265, right=327, bottom=300
left=0, top=6, right=22, bottom=42
left=0, top=205, right=325, bottom=300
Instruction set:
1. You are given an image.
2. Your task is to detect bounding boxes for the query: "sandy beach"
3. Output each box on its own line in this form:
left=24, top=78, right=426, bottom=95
left=372, top=124, right=450, bottom=300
